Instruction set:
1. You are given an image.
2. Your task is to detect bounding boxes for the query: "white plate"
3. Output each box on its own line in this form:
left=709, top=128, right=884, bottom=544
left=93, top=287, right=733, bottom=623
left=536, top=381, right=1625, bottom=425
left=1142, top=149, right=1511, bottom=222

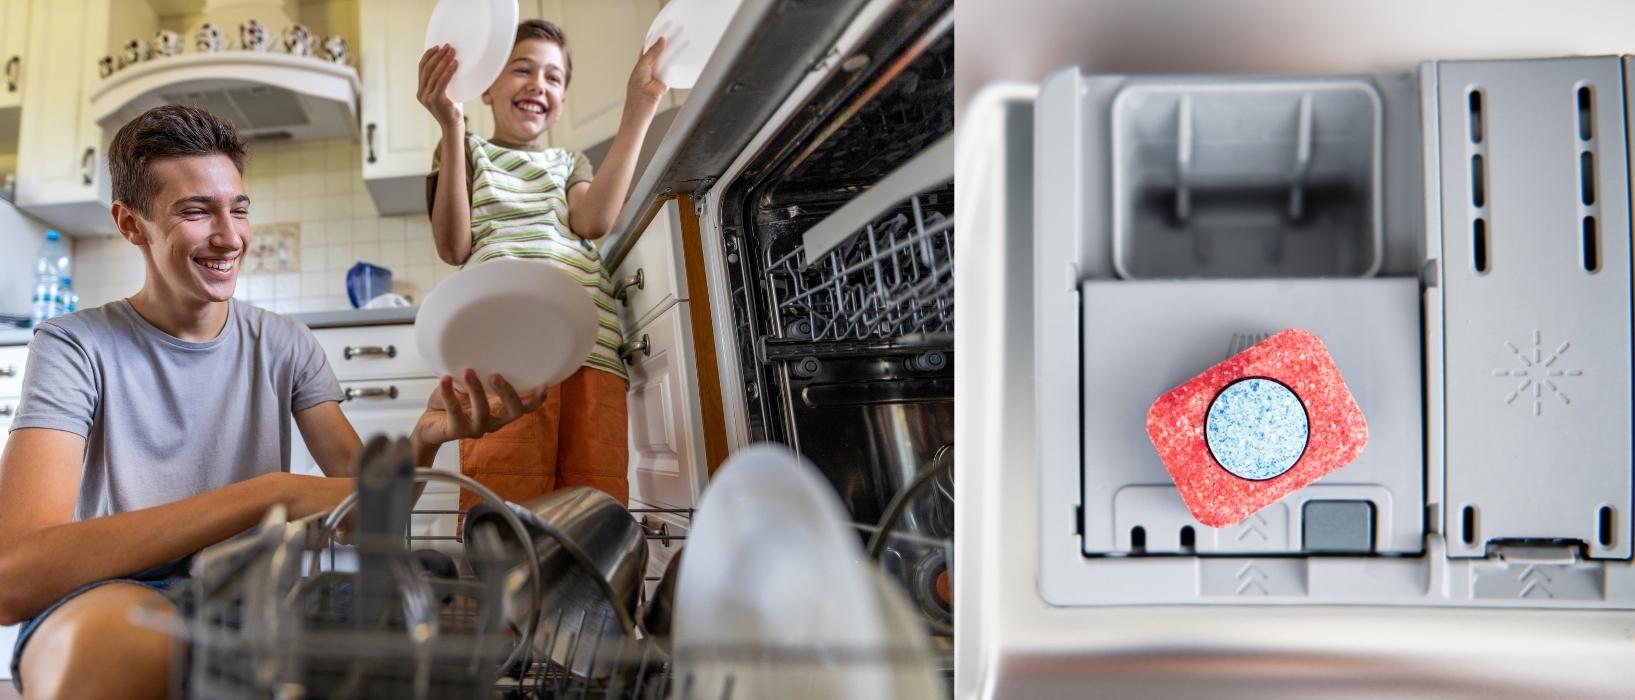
left=643, top=0, right=745, bottom=89
left=424, top=0, right=519, bottom=103
left=414, top=258, right=598, bottom=391
left=673, top=444, right=891, bottom=699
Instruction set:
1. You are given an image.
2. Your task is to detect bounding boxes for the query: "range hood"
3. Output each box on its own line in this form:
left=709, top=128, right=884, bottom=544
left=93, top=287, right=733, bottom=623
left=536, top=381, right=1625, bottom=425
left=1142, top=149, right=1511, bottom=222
left=87, top=0, right=359, bottom=142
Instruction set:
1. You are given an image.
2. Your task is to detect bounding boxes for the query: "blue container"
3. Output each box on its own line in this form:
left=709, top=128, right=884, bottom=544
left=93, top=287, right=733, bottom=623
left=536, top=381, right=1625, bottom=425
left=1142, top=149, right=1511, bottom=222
left=346, top=262, right=393, bottom=309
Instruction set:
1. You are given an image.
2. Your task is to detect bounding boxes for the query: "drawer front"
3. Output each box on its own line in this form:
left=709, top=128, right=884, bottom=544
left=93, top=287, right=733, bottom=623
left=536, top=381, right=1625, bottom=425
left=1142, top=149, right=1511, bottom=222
left=0, top=344, right=27, bottom=398
left=614, top=199, right=687, bottom=333
left=289, top=377, right=458, bottom=478
left=624, top=303, right=706, bottom=511
left=310, top=324, right=431, bottom=381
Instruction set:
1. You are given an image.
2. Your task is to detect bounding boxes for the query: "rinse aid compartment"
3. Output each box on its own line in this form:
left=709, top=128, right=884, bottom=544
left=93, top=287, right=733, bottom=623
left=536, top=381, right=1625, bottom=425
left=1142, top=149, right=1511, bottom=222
left=1033, top=56, right=1633, bottom=608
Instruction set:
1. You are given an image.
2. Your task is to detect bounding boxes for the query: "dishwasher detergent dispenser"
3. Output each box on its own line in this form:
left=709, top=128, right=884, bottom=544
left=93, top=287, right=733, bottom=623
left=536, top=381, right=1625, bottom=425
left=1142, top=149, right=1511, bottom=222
left=1032, top=56, right=1633, bottom=609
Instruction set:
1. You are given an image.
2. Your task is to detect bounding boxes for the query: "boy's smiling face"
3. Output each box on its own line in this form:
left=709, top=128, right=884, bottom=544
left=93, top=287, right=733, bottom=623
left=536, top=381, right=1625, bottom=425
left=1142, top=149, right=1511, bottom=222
left=483, top=38, right=567, bottom=144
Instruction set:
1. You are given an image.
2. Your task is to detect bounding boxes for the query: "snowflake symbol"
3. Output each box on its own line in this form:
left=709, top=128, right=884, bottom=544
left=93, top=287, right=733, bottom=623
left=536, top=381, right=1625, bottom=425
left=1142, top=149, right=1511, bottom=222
left=1491, top=330, right=1582, bottom=416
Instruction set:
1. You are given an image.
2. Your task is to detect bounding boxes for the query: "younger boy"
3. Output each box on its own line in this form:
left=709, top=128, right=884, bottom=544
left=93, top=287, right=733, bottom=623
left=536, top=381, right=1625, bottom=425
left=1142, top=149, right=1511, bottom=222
left=418, top=19, right=668, bottom=509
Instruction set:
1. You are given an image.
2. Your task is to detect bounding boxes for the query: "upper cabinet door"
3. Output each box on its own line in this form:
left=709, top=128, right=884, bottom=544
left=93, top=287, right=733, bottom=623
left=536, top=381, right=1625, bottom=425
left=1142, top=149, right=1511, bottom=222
left=15, top=0, right=153, bottom=235
left=0, top=0, right=28, bottom=110
left=359, top=0, right=440, bottom=207
left=531, top=0, right=668, bottom=153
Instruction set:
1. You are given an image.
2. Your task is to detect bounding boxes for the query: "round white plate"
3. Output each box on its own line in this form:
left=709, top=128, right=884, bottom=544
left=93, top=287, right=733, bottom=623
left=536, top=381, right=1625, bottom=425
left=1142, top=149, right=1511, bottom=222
left=643, top=0, right=745, bottom=89
left=424, top=0, right=519, bottom=103
left=414, top=258, right=598, bottom=392
left=673, top=444, right=890, bottom=699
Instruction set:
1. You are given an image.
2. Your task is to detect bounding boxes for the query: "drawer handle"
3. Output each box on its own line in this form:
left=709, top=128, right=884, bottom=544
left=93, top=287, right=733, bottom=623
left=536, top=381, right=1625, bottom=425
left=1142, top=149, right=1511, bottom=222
left=0, top=405, right=13, bottom=417
left=343, top=385, right=399, bottom=402
left=613, top=268, right=645, bottom=304
left=81, top=148, right=95, bottom=186
left=4, top=56, right=19, bottom=92
left=0, top=365, right=15, bottom=378
left=365, top=122, right=377, bottom=164
left=619, top=334, right=650, bottom=363
left=641, top=516, right=671, bottom=548
left=344, top=344, right=396, bottom=360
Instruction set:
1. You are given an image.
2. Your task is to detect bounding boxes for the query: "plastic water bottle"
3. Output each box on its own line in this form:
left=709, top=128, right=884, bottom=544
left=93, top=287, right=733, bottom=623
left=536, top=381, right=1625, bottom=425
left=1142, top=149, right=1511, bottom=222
left=30, top=230, right=71, bottom=326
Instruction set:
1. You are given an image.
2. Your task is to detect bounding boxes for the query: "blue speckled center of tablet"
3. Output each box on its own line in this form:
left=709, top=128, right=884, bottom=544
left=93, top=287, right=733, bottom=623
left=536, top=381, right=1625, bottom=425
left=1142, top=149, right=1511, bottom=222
left=1205, top=378, right=1308, bottom=481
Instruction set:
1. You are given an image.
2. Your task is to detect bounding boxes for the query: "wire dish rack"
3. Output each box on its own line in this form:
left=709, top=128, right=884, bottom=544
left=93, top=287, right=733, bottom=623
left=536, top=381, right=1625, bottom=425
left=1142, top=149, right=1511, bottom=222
left=150, top=469, right=951, bottom=698
left=765, top=189, right=953, bottom=344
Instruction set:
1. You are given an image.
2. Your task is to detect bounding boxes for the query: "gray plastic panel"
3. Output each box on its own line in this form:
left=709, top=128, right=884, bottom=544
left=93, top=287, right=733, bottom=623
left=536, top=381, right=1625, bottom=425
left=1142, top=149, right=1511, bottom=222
left=1110, top=79, right=1383, bottom=279
left=1434, top=57, right=1632, bottom=560
left=1081, top=279, right=1424, bottom=555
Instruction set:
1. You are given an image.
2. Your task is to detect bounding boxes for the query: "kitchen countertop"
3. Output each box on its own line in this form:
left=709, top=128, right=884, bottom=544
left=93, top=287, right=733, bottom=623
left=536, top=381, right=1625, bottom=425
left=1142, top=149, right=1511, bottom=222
left=290, top=306, right=417, bottom=328
left=0, top=307, right=417, bottom=347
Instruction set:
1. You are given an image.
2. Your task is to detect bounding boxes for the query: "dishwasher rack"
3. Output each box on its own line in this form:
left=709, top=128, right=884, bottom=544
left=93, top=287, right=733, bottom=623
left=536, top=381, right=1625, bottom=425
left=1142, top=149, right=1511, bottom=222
left=156, top=473, right=950, bottom=699
left=764, top=189, right=953, bottom=344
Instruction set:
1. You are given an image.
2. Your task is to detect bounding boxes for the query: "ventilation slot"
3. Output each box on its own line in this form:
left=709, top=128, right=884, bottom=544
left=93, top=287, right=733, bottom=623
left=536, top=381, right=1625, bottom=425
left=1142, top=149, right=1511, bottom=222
left=1582, top=216, right=1600, bottom=272
left=1576, top=86, right=1593, bottom=141
left=1130, top=526, right=1147, bottom=551
left=1460, top=505, right=1478, bottom=546
left=1470, top=154, right=1486, bottom=207
left=1599, top=506, right=1616, bottom=548
left=1473, top=219, right=1489, bottom=273
left=1179, top=525, right=1196, bottom=549
left=1467, top=89, right=1484, bottom=144
left=1579, top=152, right=1596, bottom=205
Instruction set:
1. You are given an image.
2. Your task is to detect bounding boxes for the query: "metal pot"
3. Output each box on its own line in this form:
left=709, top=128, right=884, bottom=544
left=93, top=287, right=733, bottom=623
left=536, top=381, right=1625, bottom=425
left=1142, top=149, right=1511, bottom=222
left=640, top=548, right=683, bottom=640
left=463, top=487, right=647, bottom=680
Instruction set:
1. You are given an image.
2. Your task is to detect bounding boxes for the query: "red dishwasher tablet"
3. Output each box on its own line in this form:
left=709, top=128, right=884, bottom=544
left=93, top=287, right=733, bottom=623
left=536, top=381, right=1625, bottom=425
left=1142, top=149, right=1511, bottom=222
left=1145, top=328, right=1368, bottom=528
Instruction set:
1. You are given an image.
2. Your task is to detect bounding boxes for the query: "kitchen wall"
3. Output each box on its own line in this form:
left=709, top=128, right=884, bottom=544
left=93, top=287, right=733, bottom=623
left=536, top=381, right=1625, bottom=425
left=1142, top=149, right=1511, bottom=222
left=74, top=0, right=462, bottom=313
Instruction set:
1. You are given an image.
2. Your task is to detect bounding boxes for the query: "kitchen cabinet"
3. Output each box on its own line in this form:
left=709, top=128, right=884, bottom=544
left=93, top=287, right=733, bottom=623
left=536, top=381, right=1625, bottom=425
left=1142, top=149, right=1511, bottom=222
left=0, top=0, right=28, bottom=111
left=292, top=326, right=462, bottom=553
left=529, top=0, right=672, bottom=152
left=359, top=0, right=544, bottom=215
left=616, top=200, right=708, bottom=512
left=0, top=342, right=24, bottom=683
left=14, top=0, right=155, bottom=235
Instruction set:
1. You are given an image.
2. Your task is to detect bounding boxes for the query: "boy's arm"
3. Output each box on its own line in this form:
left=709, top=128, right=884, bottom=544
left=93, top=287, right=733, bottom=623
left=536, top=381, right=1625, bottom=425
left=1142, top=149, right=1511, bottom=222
left=420, top=44, right=473, bottom=266
left=0, top=427, right=354, bottom=624
left=568, top=37, right=669, bottom=240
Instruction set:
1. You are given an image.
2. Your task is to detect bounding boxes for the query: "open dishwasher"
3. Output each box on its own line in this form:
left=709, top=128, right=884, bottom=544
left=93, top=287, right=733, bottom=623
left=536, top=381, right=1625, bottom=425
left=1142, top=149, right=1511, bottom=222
left=957, top=56, right=1634, bottom=698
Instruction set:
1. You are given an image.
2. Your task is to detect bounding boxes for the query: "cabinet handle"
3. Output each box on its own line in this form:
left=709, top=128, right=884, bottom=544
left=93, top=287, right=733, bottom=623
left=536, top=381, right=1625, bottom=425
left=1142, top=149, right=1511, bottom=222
left=343, top=385, right=399, bottom=401
left=4, top=56, right=19, bottom=92
left=365, top=123, right=377, bottom=164
left=0, top=365, right=15, bottom=377
left=344, top=344, right=396, bottom=360
left=0, top=404, right=13, bottom=417
left=641, top=516, right=671, bottom=548
left=80, top=148, right=95, bottom=186
left=613, top=269, right=645, bottom=304
left=619, top=334, right=651, bottom=363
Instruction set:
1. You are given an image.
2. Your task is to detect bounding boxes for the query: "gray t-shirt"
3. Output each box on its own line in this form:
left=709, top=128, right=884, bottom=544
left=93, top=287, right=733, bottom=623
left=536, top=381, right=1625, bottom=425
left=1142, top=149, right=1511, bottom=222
left=10, top=299, right=343, bottom=521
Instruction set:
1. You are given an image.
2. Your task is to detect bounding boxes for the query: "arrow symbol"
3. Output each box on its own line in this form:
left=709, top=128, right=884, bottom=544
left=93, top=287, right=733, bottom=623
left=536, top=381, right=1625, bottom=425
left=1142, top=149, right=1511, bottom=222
left=1236, top=563, right=1269, bottom=581
left=1516, top=565, right=1554, bottom=599
left=1236, top=579, right=1270, bottom=595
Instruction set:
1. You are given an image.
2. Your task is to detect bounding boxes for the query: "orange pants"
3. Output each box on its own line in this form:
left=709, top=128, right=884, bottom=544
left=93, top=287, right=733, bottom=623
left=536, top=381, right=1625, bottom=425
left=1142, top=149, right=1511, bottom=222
left=459, top=366, right=630, bottom=511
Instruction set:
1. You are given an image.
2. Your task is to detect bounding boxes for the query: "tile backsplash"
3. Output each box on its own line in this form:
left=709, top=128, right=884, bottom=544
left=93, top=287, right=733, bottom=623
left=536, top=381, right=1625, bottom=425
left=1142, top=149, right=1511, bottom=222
left=74, top=138, right=459, bottom=314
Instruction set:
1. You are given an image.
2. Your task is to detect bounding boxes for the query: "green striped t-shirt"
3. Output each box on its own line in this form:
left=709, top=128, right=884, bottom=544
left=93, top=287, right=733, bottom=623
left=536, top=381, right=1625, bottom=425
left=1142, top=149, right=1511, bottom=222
left=430, top=132, right=627, bottom=380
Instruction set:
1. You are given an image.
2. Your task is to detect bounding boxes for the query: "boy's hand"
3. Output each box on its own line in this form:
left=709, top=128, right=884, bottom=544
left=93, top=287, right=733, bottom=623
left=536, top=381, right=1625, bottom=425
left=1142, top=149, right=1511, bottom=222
left=411, top=369, right=549, bottom=449
left=626, top=36, right=670, bottom=112
left=418, top=43, right=464, bottom=131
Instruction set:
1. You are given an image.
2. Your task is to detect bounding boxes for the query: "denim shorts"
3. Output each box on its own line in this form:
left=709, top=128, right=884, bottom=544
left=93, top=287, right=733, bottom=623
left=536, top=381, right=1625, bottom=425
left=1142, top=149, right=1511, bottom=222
left=9, top=559, right=188, bottom=694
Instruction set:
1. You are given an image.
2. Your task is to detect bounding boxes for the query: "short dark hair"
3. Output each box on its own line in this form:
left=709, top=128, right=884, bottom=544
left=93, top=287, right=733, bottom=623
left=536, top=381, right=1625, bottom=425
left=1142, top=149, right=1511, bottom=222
left=516, top=18, right=572, bottom=87
left=108, top=104, right=246, bottom=218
